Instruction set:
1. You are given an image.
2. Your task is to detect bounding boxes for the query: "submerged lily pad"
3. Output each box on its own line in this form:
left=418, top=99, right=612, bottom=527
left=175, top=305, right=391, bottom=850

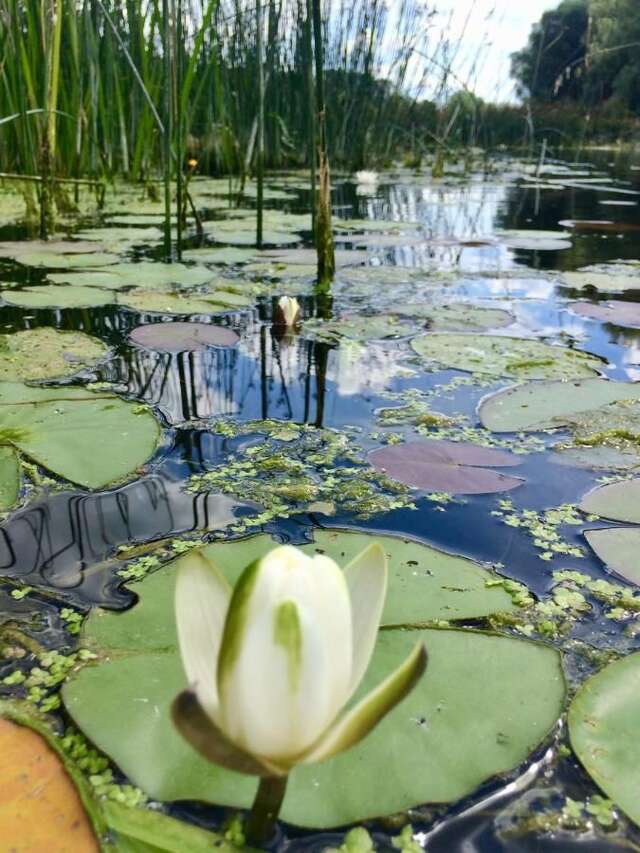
left=569, top=653, right=640, bottom=828
left=302, top=315, right=414, bottom=342
left=412, top=334, right=602, bottom=380
left=63, top=530, right=564, bottom=828
left=568, top=300, right=640, bottom=328
left=552, top=445, right=640, bottom=472
left=0, top=328, right=107, bottom=381
left=129, top=322, right=240, bottom=352
left=369, top=440, right=523, bottom=494
left=394, top=303, right=512, bottom=331
left=0, top=383, right=160, bottom=489
left=479, top=378, right=640, bottom=433
left=1, top=285, right=111, bottom=309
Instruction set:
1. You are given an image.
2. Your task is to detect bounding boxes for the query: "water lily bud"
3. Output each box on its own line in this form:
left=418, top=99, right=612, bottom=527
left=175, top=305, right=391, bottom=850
left=173, top=543, right=426, bottom=777
left=275, top=295, right=301, bottom=327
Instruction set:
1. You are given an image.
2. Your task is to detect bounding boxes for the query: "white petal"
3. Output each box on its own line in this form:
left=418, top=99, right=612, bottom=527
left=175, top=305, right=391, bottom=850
left=217, top=545, right=352, bottom=763
left=343, top=543, right=388, bottom=696
left=175, top=550, right=231, bottom=719
left=302, top=641, right=427, bottom=765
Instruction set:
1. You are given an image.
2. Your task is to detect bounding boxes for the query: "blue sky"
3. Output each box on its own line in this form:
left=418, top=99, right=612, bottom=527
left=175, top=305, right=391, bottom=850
left=427, top=0, right=559, bottom=102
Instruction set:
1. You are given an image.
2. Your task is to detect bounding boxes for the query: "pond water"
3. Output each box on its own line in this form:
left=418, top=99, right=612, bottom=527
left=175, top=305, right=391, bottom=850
left=2, top=153, right=640, bottom=851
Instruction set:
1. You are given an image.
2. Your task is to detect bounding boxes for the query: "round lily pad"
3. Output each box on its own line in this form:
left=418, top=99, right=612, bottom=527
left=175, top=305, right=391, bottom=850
left=0, top=383, right=160, bottom=489
left=561, top=271, right=640, bottom=294
left=569, top=653, right=640, bottom=828
left=46, top=271, right=132, bottom=291
left=395, top=303, right=512, bottom=331
left=412, top=334, right=602, bottom=380
left=552, top=446, right=640, bottom=472
left=62, top=530, right=564, bottom=828
left=497, top=230, right=572, bottom=251
left=12, top=251, right=120, bottom=269
left=584, top=528, right=640, bottom=585
left=181, top=247, right=256, bottom=265
left=211, top=230, right=301, bottom=247
left=302, top=315, right=414, bottom=342
left=369, top=440, right=523, bottom=494
left=117, top=290, right=232, bottom=316
left=1, top=285, right=111, bottom=309
left=0, top=328, right=108, bottom=381
left=129, top=323, right=239, bottom=352
left=479, top=379, right=640, bottom=433
left=580, top=479, right=640, bottom=523
left=0, top=240, right=106, bottom=258
left=568, top=300, right=640, bottom=328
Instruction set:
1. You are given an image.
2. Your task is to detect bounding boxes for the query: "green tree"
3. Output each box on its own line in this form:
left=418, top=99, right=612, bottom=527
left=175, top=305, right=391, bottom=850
left=588, top=0, right=640, bottom=112
left=511, top=0, right=589, bottom=101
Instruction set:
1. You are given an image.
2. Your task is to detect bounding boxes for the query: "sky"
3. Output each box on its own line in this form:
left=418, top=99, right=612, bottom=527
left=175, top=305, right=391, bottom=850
left=425, top=0, right=559, bottom=102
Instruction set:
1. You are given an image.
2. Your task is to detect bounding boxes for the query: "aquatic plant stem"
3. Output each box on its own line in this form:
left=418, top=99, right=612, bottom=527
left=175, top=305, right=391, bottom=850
left=245, top=774, right=288, bottom=846
left=256, top=0, right=264, bottom=248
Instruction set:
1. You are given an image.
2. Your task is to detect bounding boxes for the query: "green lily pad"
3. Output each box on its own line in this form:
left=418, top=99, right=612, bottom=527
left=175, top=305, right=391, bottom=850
left=584, top=528, right=640, bottom=585
left=552, top=445, right=640, bottom=472
left=0, top=383, right=160, bottom=489
left=412, top=334, right=602, bottom=380
left=0, top=328, right=106, bottom=382
left=1, top=285, right=111, bottom=309
left=561, top=271, right=640, bottom=294
left=395, top=303, right=512, bottom=331
left=580, top=479, right=640, bottom=523
left=62, top=530, right=564, bottom=828
left=0, top=446, right=20, bottom=510
left=497, top=230, right=571, bottom=251
left=333, top=218, right=420, bottom=232
left=46, top=271, right=132, bottom=290
left=302, top=315, right=414, bottom=342
left=181, top=247, right=256, bottom=265
left=210, top=230, right=301, bottom=247
left=12, top=251, right=120, bottom=269
left=479, top=379, right=640, bottom=433
left=569, top=653, right=640, bottom=828
left=117, top=290, right=236, bottom=316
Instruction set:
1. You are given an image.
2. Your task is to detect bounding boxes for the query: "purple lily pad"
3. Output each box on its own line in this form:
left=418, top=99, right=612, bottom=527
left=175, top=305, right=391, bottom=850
left=369, top=440, right=524, bottom=495
left=129, top=322, right=239, bottom=352
left=569, top=300, right=640, bottom=329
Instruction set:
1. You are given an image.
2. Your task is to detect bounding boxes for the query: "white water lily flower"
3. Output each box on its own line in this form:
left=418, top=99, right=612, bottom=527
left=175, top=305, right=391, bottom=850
left=354, top=170, right=379, bottom=186
left=277, top=295, right=301, bottom=327
left=173, top=544, right=426, bottom=776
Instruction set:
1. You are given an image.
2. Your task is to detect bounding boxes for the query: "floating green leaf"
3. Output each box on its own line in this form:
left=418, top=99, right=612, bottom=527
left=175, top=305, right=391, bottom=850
left=569, top=653, right=640, bottom=827
left=118, top=290, right=236, bottom=316
left=412, top=334, right=602, bottom=380
left=580, top=479, right=640, bottom=523
left=62, top=530, right=564, bottom=828
left=561, top=271, right=640, bottom=294
left=1, top=285, right=111, bottom=309
left=479, top=378, right=640, bottom=433
left=584, top=529, right=640, bottom=585
left=302, top=315, right=414, bottom=342
left=0, top=383, right=160, bottom=489
left=394, top=303, right=512, bottom=331
left=0, top=328, right=107, bottom=381
left=0, top=446, right=20, bottom=511
left=12, top=251, right=120, bottom=269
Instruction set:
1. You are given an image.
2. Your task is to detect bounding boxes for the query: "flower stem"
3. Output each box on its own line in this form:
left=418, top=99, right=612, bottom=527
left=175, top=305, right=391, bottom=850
left=245, top=774, right=288, bottom=846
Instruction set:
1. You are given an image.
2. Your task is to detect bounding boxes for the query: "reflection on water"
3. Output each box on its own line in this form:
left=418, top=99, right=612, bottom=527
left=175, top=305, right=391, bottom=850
left=3, top=154, right=640, bottom=850
left=0, top=471, right=241, bottom=606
